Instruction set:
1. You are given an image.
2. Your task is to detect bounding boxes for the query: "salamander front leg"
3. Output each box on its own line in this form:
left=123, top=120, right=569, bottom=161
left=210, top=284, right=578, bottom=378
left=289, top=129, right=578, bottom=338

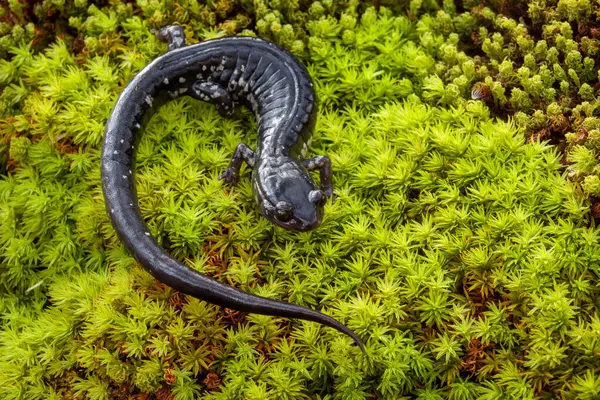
left=219, top=144, right=256, bottom=186
left=302, top=156, right=334, bottom=199
left=154, top=25, right=187, bottom=51
left=190, top=81, right=235, bottom=118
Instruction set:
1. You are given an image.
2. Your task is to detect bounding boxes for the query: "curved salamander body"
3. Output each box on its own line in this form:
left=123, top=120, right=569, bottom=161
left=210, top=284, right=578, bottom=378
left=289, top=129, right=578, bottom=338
left=101, top=26, right=364, bottom=352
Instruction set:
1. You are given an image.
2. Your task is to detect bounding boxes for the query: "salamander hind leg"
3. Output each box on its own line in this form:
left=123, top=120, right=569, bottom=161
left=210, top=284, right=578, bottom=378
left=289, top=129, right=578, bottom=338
left=154, top=25, right=187, bottom=51
left=190, top=81, right=235, bottom=118
left=219, top=144, right=255, bottom=186
left=302, top=156, right=334, bottom=200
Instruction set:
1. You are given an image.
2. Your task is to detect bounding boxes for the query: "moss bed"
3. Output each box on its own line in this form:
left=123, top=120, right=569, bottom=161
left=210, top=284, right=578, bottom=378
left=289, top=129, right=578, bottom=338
left=1, top=1, right=600, bottom=399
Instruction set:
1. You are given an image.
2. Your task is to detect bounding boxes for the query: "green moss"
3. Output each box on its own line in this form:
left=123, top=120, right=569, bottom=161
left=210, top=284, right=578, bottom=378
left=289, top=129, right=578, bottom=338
left=410, top=0, right=600, bottom=204
left=1, top=2, right=600, bottom=400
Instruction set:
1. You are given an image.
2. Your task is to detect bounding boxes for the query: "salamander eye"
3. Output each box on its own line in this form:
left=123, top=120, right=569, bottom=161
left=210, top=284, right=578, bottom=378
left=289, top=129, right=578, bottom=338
left=308, top=190, right=325, bottom=205
left=274, top=201, right=294, bottom=222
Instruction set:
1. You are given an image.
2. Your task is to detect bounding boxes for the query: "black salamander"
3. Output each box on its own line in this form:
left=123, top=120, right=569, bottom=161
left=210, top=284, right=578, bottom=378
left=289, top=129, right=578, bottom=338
left=101, top=26, right=364, bottom=352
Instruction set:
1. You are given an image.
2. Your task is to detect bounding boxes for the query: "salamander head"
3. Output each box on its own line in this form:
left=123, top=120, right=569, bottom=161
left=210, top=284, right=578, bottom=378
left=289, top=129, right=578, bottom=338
left=255, top=160, right=326, bottom=231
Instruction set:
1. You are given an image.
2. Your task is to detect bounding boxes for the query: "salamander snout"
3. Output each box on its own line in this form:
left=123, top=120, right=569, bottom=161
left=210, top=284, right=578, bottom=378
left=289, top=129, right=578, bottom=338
left=256, top=163, right=326, bottom=232
left=270, top=193, right=324, bottom=232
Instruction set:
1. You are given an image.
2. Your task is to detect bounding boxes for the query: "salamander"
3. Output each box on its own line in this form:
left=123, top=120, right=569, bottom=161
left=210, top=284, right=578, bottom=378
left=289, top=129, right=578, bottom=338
left=101, top=25, right=364, bottom=352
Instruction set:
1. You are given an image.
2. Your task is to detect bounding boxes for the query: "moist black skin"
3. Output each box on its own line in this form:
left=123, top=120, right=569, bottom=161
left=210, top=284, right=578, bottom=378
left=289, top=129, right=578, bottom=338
left=101, top=26, right=364, bottom=353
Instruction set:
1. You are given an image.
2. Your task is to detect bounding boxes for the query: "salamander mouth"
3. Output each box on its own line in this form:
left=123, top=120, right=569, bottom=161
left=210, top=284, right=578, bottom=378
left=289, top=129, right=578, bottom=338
left=259, top=198, right=322, bottom=231
left=253, top=171, right=323, bottom=231
left=274, top=215, right=321, bottom=232
left=270, top=197, right=324, bottom=231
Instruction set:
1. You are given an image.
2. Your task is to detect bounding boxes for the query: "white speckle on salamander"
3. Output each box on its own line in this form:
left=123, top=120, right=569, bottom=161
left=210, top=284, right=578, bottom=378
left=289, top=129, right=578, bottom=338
left=135, top=123, right=141, bottom=129
left=113, top=150, right=118, bottom=155
left=129, top=203, right=133, bottom=206
left=179, top=87, right=187, bottom=94
left=248, top=94, right=258, bottom=112
left=129, top=169, right=132, bottom=174
left=179, top=77, right=186, bottom=83
left=111, top=208, right=114, bottom=213
left=240, top=64, right=245, bottom=72
left=145, top=232, right=150, bottom=236
left=122, top=175, right=127, bottom=179
left=163, top=78, right=169, bottom=84
left=120, top=139, right=124, bottom=143
left=145, top=95, right=153, bottom=106
left=202, top=65, right=207, bottom=71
